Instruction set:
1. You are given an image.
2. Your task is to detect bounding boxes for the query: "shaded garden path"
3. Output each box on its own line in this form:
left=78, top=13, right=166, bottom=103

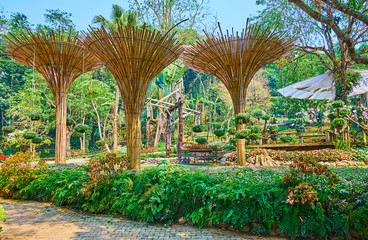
left=0, top=198, right=287, bottom=240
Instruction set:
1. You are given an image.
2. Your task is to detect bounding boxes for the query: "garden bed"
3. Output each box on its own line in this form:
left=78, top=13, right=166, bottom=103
left=1, top=152, right=368, bottom=239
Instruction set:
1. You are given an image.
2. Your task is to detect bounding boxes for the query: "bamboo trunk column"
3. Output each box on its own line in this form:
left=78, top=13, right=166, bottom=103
left=125, top=111, right=142, bottom=170
left=55, top=92, right=67, bottom=164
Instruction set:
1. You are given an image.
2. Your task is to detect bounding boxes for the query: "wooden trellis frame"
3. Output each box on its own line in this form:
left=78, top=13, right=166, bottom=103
left=182, top=22, right=295, bottom=165
left=3, top=28, right=102, bottom=164
left=80, top=24, right=183, bottom=170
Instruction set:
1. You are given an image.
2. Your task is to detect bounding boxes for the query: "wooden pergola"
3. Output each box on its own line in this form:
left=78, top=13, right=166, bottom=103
left=3, top=29, right=102, bottom=164
left=80, top=24, right=183, bottom=170
left=182, top=23, right=295, bottom=165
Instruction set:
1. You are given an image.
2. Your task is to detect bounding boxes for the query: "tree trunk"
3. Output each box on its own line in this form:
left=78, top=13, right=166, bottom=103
left=125, top=111, right=141, bottom=170
left=113, top=87, right=119, bottom=153
left=178, top=99, right=183, bottom=159
left=55, top=93, right=67, bottom=164
left=165, top=111, right=172, bottom=158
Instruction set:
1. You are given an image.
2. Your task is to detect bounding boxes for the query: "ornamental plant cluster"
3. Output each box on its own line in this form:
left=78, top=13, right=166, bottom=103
left=227, top=148, right=361, bottom=163
left=0, top=152, right=368, bottom=238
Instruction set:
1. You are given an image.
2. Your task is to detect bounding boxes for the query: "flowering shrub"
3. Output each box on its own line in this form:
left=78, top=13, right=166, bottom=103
left=225, top=149, right=356, bottom=163
left=225, top=152, right=237, bottom=162
left=189, top=144, right=207, bottom=149
left=81, top=153, right=128, bottom=197
left=141, top=147, right=156, bottom=153
left=286, top=182, right=318, bottom=206
left=0, top=151, right=47, bottom=197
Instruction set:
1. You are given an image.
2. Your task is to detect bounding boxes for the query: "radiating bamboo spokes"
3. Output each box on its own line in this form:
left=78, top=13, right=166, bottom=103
left=3, top=28, right=103, bottom=164
left=81, top=24, right=183, bottom=169
left=182, top=22, right=295, bottom=165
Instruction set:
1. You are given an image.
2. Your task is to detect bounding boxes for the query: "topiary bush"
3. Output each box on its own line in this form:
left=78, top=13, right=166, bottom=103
left=235, top=129, right=250, bottom=139
left=332, top=118, right=347, bottom=128
left=23, top=131, right=37, bottom=140
left=332, top=100, right=344, bottom=109
left=250, top=125, right=262, bottom=133
left=72, top=132, right=84, bottom=138
left=192, top=125, right=206, bottom=133
left=195, top=137, right=207, bottom=144
left=214, top=129, right=226, bottom=137
left=30, top=113, right=41, bottom=121
left=95, top=140, right=107, bottom=148
left=235, top=113, right=251, bottom=124
left=229, top=137, right=237, bottom=145
left=339, top=108, right=351, bottom=116
left=228, top=127, right=236, bottom=135
left=248, top=133, right=261, bottom=140
left=74, top=124, right=89, bottom=133
left=2, top=126, right=15, bottom=134
left=280, top=135, right=293, bottom=143
left=327, top=112, right=337, bottom=120
left=261, top=114, right=271, bottom=121
left=212, top=122, right=222, bottom=130
left=31, top=137, right=42, bottom=144
left=66, top=118, right=74, bottom=126
left=252, top=109, right=266, bottom=119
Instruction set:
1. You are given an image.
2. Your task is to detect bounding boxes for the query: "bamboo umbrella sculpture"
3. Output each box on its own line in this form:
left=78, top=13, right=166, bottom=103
left=3, top=29, right=102, bottom=164
left=182, top=22, right=295, bottom=165
left=81, top=24, right=183, bottom=170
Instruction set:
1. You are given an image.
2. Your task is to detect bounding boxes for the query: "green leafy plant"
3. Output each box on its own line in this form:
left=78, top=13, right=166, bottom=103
left=2, top=126, right=15, bottom=133
left=235, top=129, right=250, bottom=139
left=31, top=137, right=42, bottom=144
left=192, top=125, right=206, bottom=133
left=235, top=113, right=251, bottom=124
left=66, top=118, right=74, bottom=126
left=332, top=118, right=347, bottom=128
left=195, top=137, right=207, bottom=144
left=332, top=100, right=344, bottom=109
left=261, top=114, right=270, bottom=121
left=30, top=113, right=41, bottom=121
left=280, top=135, right=293, bottom=143
left=74, top=124, right=89, bottom=133
left=229, top=137, right=237, bottom=145
left=23, top=131, right=37, bottom=140
left=95, top=140, right=107, bottom=148
left=73, top=132, right=84, bottom=138
left=252, top=109, right=266, bottom=119
left=0, top=203, right=5, bottom=231
left=327, top=112, right=337, bottom=120
left=228, top=127, right=236, bottom=135
left=248, top=133, right=261, bottom=140
left=214, top=129, right=226, bottom=137
left=339, top=108, right=351, bottom=116
left=249, top=125, right=262, bottom=133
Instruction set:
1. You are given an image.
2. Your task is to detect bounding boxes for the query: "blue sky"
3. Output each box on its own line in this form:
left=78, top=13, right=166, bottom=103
left=1, top=0, right=264, bottom=32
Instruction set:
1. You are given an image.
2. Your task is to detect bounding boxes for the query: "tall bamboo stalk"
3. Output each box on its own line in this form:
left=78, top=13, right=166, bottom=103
left=3, top=28, right=102, bottom=163
left=81, top=24, right=183, bottom=169
left=182, top=22, right=295, bottom=165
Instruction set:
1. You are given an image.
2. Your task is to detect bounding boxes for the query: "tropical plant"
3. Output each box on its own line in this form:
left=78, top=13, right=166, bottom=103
left=74, top=124, right=89, bottom=133
left=2, top=126, right=15, bottom=133
left=195, top=137, right=207, bottom=144
left=23, top=131, right=37, bottom=140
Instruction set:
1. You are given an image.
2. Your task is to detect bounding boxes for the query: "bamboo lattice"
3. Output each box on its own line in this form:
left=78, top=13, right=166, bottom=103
left=2, top=28, right=103, bottom=164
left=80, top=24, right=183, bottom=169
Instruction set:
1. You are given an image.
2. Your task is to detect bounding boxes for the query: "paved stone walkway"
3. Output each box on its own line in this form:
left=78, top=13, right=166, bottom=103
left=0, top=198, right=284, bottom=240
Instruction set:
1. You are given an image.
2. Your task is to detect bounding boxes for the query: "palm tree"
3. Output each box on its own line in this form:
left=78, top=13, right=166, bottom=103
left=93, top=4, right=140, bottom=29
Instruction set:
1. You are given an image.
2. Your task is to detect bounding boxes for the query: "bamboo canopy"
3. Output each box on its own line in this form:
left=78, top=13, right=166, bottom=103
left=3, top=28, right=103, bottom=164
left=182, top=22, right=295, bottom=165
left=80, top=24, right=183, bottom=170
